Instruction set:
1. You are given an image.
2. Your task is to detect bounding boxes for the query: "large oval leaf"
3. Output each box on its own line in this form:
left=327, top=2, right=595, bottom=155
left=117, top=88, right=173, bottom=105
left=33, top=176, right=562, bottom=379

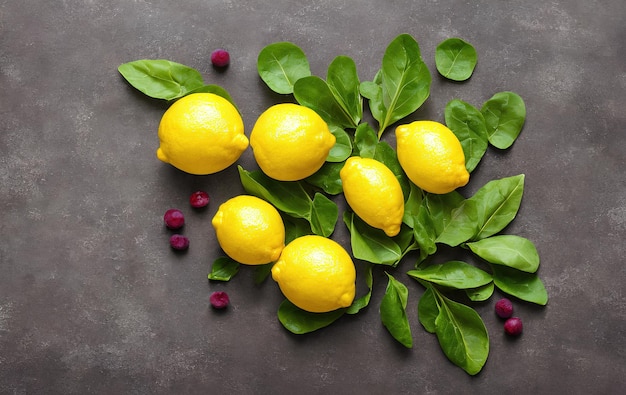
left=327, top=55, right=362, bottom=127
left=343, top=212, right=402, bottom=265
left=407, top=261, right=492, bottom=290
left=257, top=42, right=311, bottom=94
left=118, top=59, right=205, bottom=100
left=492, top=265, right=548, bottom=305
left=380, top=273, right=413, bottom=348
left=467, top=235, right=540, bottom=273
left=294, top=76, right=356, bottom=128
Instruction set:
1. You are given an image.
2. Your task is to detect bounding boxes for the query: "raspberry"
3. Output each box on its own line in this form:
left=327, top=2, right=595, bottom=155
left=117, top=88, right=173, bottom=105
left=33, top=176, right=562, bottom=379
left=189, top=190, right=210, bottom=208
left=210, top=291, right=229, bottom=309
left=164, top=208, right=185, bottom=229
left=495, top=298, right=514, bottom=318
left=210, top=49, right=230, bottom=68
left=169, top=234, right=189, bottom=250
left=504, top=317, right=523, bottom=336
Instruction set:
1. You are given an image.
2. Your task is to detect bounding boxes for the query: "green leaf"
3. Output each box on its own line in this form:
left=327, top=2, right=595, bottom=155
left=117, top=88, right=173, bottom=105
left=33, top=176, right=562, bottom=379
left=253, top=263, right=273, bottom=284
left=327, top=55, right=363, bottom=126
left=424, top=191, right=465, bottom=236
left=353, top=122, right=378, bottom=158
left=305, top=162, right=344, bottom=195
left=492, top=265, right=548, bottom=305
left=293, top=76, right=357, bottom=128
left=257, top=42, right=311, bottom=94
left=238, top=166, right=311, bottom=217
left=411, top=203, right=438, bottom=263
left=186, top=84, right=238, bottom=109
left=118, top=59, right=205, bottom=100
left=283, top=216, right=313, bottom=244
left=435, top=38, right=478, bottom=81
left=380, top=273, right=413, bottom=348
left=377, top=34, right=432, bottom=137
left=359, top=79, right=385, bottom=126
left=445, top=99, right=488, bottom=173
left=466, top=235, right=540, bottom=273
left=435, top=198, right=479, bottom=247
left=407, top=261, right=492, bottom=290
left=277, top=300, right=345, bottom=334
left=326, top=126, right=352, bottom=162
left=418, top=286, right=439, bottom=333
left=373, top=141, right=411, bottom=200
left=402, top=181, right=424, bottom=228
left=432, top=289, right=489, bottom=375
left=465, top=282, right=495, bottom=302
left=346, top=263, right=373, bottom=315
left=469, top=174, right=525, bottom=240
left=207, top=257, right=240, bottom=281
left=343, top=212, right=402, bottom=266
left=308, top=193, right=338, bottom=237
left=481, top=92, right=526, bottom=149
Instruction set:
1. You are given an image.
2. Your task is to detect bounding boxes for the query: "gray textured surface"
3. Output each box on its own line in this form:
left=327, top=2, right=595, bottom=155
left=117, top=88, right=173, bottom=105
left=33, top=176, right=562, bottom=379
left=1, top=0, right=625, bottom=393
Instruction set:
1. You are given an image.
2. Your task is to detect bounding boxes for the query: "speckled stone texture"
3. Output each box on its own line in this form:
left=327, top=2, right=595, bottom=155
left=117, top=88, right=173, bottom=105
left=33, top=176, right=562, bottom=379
left=1, top=0, right=625, bottom=393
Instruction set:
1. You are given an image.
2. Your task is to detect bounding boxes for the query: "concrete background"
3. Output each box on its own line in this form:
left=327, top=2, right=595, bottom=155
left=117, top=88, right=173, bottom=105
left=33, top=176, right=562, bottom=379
left=1, top=0, right=624, bottom=393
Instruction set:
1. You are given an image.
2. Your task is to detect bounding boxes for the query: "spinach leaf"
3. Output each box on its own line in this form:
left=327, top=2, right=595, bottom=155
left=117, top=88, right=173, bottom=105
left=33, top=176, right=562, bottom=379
left=417, top=286, right=439, bottom=333
left=402, top=181, right=425, bottom=228
left=380, top=273, right=413, bottom=348
left=309, top=193, right=338, bottom=237
left=432, top=289, right=489, bottom=375
left=359, top=78, right=385, bottom=127
left=435, top=38, right=478, bottom=81
left=343, top=212, right=402, bottom=266
left=373, top=141, right=411, bottom=200
left=346, top=263, right=373, bottom=315
left=118, top=59, right=205, bottom=100
left=407, top=260, right=492, bottom=290
left=469, top=174, right=525, bottom=240
left=353, top=122, right=379, bottom=158
left=435, top=198, right=479, bottom=247
left=411, top=203, right=438, bottom=263
left=207, top=257, right=240, bottom=281
left=257, top=42, right=311, bottom=94
left=283, top=216, right=313, bottom=244
left=293, top=76, right=357, bottom=128
left=277, top=300, right=345, bottom=334
left=466, top=235, right=540, bottom=273
left=253, top=263, right=274, bottom=284
left=326, top=126, right=352, bottom=162
left=465, top=282, right=495, bottom=302
left=327, top=55, right=363, bottom=127
left=492, top=265, right=548, bottom=305
left=424, top=191, right=465, bottom=236
left=305, top=162, right=344, bottom=195
left=186, top=84, right=238, bottom=108
left=445, top=99, right=488, bottom=173
left=481, top=92, right=526, bottom=149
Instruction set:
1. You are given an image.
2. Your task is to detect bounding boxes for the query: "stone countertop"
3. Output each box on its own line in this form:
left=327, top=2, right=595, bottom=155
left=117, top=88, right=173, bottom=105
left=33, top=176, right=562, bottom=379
left=1, top=1, right=624, bottom=393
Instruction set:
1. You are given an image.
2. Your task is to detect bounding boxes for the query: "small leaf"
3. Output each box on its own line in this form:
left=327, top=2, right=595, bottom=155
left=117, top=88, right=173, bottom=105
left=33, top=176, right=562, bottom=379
left=308, top=193, right=338, bottom=237
left=402, top=181, right=425, bottom=228
left=380, top=273, right=413, bottom=348
left=465, top=282, right=495, bottom=302
left=277, top=300, right=345, bottom=334
left=346, top=263, right=373, bottom=314
left=435, top=38, right=478, bottom=81
left=467, top=235, right=540, bottom=273
left=481, top=92, right=526, bottom=149
left=353, top=122, right=378, bottom=158
left=305, top=162, right=344, bottom=195
left=360, top=79, right=385, bottom=127
left=435, top=198, right=478, bottom=247
left=118, top=59, right=205, bottom=100
left=343, top=212, right=403, bottom=265
left=257, top=42, right=311, bottom=94
left=293, top=76, right=357, bottom=128
left=187, top=84, right=238, bottom=109
left=327, top=55, right=362, bottom=126
left=492, top=265, right=548, bottom=305
left=418, top=286, right=439, bottom=333
left=445, top=99, right=488, bottom=173
left=326, top=126, right=352, bottom=162
left=207, top=257, right=240, bottom=281
left=407, top=261, right=492, bottom=290
left=373, top=141, right=411, bottom=200
left=253, top=263, right=273, bottom=284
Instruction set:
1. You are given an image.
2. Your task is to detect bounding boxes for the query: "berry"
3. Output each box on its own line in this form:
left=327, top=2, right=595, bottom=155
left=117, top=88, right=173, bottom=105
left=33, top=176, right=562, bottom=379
left=169, top=234, right=189, bottom=250
left=495, top=298, right=514, bottom=318
left=211, top=49, right=230, bottom=68
left=504, top=317, right=523, bottom=336
left=210, top=291, right=229, bottom=309
left=164, top=208, right=185, bottom=229
left=190, top=190, right=210, bottom=208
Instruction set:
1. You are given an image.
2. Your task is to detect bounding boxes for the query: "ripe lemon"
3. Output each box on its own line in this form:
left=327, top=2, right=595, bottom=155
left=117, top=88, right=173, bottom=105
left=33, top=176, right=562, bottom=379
left=271, top=235, right=356, bottom=313
left=340, top=157, right=404, bottom=237
left=212, top=195, right=285, bottom=265
left=395, top=120, right=469, bottom=194
left=156, top=93, right=249, bottom=175
left=249, top=103, right=336, bottom=181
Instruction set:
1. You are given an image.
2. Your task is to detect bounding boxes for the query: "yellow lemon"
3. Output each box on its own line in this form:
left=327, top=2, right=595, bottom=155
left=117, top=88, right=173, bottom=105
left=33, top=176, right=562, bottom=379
left=340, top=156, right=404, bottom=237
left=249, top=103, right=335, bottom=181
left=395, top=120, right=469, bottom=194
left=156, top=93, right=248, bottom=175
left=271, top=235, right=356, bottom=313
left=212, top=195, right=285, bottom=265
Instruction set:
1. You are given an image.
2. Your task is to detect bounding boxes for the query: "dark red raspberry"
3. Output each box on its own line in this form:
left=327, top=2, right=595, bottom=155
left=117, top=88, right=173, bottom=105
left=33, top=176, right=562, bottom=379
left=210, top=291, right=229, bottom=309
left=495, top=298, right=514, bottom=318
left=189, top=190, right=210, bottom=208
left=504, top=317, right=523, bottom=336
left=169, top=234, right=189, bottom=250
left=210, top=49, right=230, bottom=68
left=164, top=208, right=185, bottom=229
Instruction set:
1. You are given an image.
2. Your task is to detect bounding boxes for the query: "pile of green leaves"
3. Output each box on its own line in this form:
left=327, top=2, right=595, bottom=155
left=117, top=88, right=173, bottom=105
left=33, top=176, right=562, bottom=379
left=118, top=33, right=546, bottom=376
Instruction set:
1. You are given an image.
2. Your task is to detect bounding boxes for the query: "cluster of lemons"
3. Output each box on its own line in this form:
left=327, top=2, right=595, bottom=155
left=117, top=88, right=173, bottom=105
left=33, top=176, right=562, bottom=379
left=157, top=93, right=469, bottom=313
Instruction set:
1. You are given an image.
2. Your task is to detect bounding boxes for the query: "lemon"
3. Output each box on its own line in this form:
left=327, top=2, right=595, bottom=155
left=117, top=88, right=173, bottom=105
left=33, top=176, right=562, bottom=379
left=212, top=195, right=285, bottom=265
left=271, top=235, right=356, bottom=313
left=156, top=93, right=249, bottom=175
left=340, top=157, right=404, bottom=237
left=395, top=120, right=469, bottom=194
left=250, top=103, right=336, bottom=181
